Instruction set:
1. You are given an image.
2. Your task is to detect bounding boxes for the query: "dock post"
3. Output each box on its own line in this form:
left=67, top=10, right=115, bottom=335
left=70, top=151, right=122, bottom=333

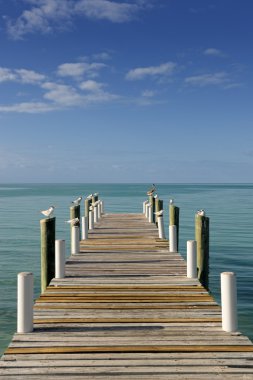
left=169, top=225, right=177, bottom=252
left=98, top=201, right=102, bottom=219
left=85, top=198, right=90, bottom=228
left=89, top=208, right=94, bottom=230
left=221, top=272, right=238, bottom=332
left=148, top=204, right=152, bottom=223
left=155, top=199, right=163, bottom=226
left=195, top=213, right=209, bottom=289
left=100, top=200, right=104, bottom=214
left=187, top=240, right=197, bottom=278
left=81, top=216, right=88, bottom=240
left=55, top=240, right=65, bottom=279
left=17, top=272, right=33, bottom=333
left=145, top=202, right=149, bottom=218
left=143, top=200, right=148, bottom=214
left=149, top=195, right=155, bottom=223
left=40, top=217, right=55, bottom=293
left=94, top=203, right=98, bottom=223
left=70, top=204, right=80, bottom=226
left=170, top=203, right=180, bottom=250
left=71, top=226, right=80, bottom=254
left=157, top=214, right=165, bottom=239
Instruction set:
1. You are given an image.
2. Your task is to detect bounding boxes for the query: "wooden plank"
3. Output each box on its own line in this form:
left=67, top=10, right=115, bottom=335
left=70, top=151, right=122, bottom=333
left=2, top=212, right=253, bottom=379
left=5, top=345, right=253, bottom=354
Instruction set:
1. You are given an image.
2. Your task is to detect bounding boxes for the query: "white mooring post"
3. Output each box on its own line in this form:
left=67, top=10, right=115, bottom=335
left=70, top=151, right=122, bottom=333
left=145, top=203, right=149, bottom=218
left=98, top=201, right=102, bottom=219
left=81, top=216, right=88, bottom=240
left=94, top=204, right=98, bottom=223
left=71, top=226, right=80, bottom=255
left=157, top=215, right=165, bottom=239
left=55, top=240, right=65, bottom=279
left=148, top=204, right=153, bottom=223
left=221, top=272, right=238, bottom=332
left=101, top=200, right=104, bottom=214
left=17, top=272, right=33, bottom=333
left=187, top=240, right=197, bottom=278
left=89, top=208, right=94, bottom=230
left=169, top=225, right=177, bottom=252
left=143, top=200, right=148, bottom=214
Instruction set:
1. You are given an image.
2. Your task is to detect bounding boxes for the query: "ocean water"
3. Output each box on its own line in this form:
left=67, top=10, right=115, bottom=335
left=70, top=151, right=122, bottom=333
left=0, top=183, right=252, bottom=355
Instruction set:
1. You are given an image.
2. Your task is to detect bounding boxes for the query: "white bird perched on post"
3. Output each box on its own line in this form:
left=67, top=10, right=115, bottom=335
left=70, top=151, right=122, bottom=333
left=92, top=200, right=100, bottom=207
left=154, top=194, right=158, bottom=199
left=197, top=209, right=205, bottom=216
left=169, top=199, right=174, bottom=205
left=40, top=206, right=55, bottom=218
left=72, top=196, right=82, bottom=206
left=87, top=194, right=93, bottom=200
left=65, top=217, right=79, bottom=226
left=155, top=210, right=164, bottom=217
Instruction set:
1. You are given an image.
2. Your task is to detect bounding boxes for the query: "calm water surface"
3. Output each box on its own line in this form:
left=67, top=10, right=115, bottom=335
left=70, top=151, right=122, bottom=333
left=0, top=183, right=252, bottom=355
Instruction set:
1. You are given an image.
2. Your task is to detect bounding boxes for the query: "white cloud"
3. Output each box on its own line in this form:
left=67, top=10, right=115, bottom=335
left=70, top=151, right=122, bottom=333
left=57, top=62, right=106, bottom=78
left=74, top=0, right=139, bottom=23
left=6, top=0, right=148, bottom=39
left=185, top=72, right=230, bottom=87
left=0, top=67, right=45, bottom=84
left=42, top=82, right=83, bottom=106
left=15, top=69, right=46, bottom=83
left=0, top=67, right=17, bottom=82
left=92, top=52, right=111, bottom=61
left=126, top=62, right=176, bottom=80
left=203, top=48, right=226, bottom=57
left=0, top=102, right=56, bottom=113
left=79, top=80, right=104, bottom=92
left=142, top=90, right=155, bottom=97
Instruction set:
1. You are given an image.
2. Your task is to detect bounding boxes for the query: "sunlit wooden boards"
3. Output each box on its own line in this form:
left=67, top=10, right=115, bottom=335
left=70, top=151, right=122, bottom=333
left=1, top=213, right=253, bottom=378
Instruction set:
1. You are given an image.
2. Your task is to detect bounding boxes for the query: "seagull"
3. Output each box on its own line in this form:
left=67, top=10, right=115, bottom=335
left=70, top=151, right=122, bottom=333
left=197, top=209, right=205, bottom=216
left=40, top=206, right=55, bottom=218
left=92, top=200, right=100, bottom=207
left=72, top=196, right=82, bottom=206
left=147, top=184, right=156, bottom=196
left=155, top=210, right=164, bottom=216
left=87, top=194, right=93, bottom=200
left=65, top=217, right=79, bottom=226
left=169, top=199, right=174, bottom=205
left=154, top=194, right=158, bottom=199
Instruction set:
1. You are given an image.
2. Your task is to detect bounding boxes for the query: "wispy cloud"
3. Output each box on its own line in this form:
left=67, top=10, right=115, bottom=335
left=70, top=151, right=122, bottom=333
left=0, top=67, right=46, bottom=84
left=6, top=0, right=150, bottom=39
left=203, top=48, right=226, bottom=57
left=57, top=62, right=106, bottom=78
left=142, top=90, right=155, bottom=97
left=0, top=67, right=17, bottom=82
left=0, top=102, right=56, bottom=113
left=185, top=72, right=230, bottom=87
left=79, top=80, right=104, bottom=92
left=126, top=62, right=176, bottom=80
left=0, top=57, right=119, bottom=113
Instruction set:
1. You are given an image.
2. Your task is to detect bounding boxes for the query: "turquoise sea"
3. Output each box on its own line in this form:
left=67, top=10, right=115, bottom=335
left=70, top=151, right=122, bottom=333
left=0, top=183, right=252, bottom=355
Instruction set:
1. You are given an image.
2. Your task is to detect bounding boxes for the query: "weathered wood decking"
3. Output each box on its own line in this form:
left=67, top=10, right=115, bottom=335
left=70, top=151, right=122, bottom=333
left=1, top=213, right=253, bottom=379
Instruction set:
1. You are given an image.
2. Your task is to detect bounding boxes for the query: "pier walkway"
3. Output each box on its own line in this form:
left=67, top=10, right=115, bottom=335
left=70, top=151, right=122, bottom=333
left=1, top=213, right=253, bottom=378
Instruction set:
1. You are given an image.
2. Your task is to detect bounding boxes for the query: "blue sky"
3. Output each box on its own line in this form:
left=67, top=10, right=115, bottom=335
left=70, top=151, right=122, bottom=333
left=0, top=0, right=252, bottom=183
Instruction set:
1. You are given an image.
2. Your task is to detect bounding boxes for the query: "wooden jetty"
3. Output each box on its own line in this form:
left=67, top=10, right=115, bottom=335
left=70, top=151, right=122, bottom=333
left=1, top=212, right=253, bottom=378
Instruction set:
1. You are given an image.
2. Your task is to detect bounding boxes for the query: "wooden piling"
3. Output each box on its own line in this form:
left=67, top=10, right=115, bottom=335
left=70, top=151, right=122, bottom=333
left=70, top=205, right=80, bottom=227
left=155, top=199, right=163, bottom=225
left=195, top=213, right=209, bottom=289
left=84, top=198, right=91, bottom=228
left=40, top=217, right=55, bottom=293
left=148, top=195, right=155, bottom=223
left=170, top=204, right=180, bottom=249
